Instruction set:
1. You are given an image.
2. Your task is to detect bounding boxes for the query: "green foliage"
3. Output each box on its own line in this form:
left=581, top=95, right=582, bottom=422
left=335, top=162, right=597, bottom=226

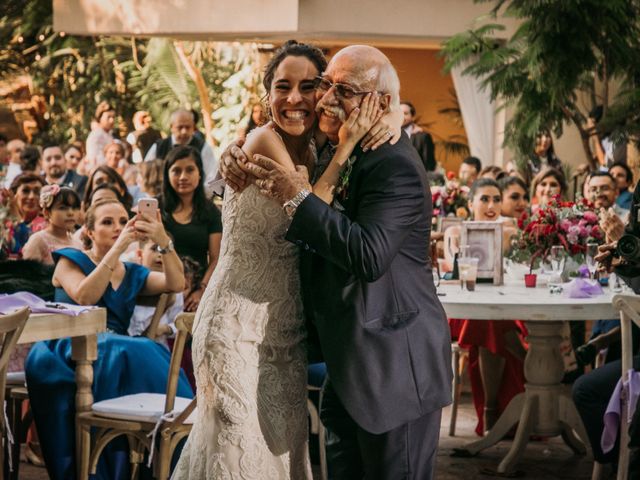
left=1, top=1, right=143, bottom=143
left=0, top=1, right=259, bottom=151
left=442, top=0, right=640, bottom=163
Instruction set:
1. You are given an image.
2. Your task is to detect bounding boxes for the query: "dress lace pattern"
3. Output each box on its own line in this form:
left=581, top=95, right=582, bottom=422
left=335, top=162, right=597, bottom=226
left=172, top=185, right=311, bottom=480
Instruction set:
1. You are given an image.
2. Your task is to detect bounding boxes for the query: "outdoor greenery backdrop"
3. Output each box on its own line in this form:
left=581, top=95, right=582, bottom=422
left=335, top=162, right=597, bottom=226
left=442, top=0, right=640, bottom=170
left=0, top=0, right=261, bottom=150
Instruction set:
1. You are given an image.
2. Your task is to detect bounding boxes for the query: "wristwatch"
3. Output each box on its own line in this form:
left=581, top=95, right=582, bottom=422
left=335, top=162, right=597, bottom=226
left=155, top=240, right=175, bottom=254
left=283, top=189, right=311, bottom=219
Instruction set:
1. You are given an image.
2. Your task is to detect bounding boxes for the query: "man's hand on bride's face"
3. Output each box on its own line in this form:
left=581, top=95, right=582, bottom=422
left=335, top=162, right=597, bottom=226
left=220, top=139, right=253, bottom=192
left=245, top=154, right=311, bottom=205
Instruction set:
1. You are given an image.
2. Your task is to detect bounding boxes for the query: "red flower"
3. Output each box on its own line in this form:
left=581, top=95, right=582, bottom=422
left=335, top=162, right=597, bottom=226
left=446, top=171, right=456, bottom=180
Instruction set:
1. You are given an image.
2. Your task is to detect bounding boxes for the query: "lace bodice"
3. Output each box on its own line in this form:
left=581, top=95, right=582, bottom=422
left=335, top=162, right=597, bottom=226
left=194, top=185, right=305, bottom=347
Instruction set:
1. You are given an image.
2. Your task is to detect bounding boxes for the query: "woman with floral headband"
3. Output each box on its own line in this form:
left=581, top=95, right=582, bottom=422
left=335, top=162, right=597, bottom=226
left=22, top=185, right=82, bottom=265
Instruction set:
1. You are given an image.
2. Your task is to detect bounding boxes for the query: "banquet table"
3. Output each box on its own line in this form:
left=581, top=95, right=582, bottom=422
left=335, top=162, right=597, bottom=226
left=17, top=308, right=106, bottom=479
left=438, top=282, right=617, bottom=474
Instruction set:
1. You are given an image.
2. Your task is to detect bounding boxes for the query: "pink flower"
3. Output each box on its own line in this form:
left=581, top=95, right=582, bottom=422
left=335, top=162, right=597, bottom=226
left=559, top=219, right=572, bottom=232
left=583, top=211, right=598, bottom=224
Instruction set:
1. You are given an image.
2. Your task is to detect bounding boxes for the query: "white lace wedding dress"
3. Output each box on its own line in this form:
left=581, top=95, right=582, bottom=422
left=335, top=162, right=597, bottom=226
left=171, top=185, right=312, bottom=480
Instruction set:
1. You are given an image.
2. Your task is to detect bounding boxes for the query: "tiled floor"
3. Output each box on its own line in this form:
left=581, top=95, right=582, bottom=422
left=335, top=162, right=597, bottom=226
left=18, top=393, right=601, bottom=479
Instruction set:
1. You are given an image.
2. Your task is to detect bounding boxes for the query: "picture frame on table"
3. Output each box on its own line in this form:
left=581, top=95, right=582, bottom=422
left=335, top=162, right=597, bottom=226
left=437, top=216, right=463, bottom=233
left=460, top=221, right=503, bottom=285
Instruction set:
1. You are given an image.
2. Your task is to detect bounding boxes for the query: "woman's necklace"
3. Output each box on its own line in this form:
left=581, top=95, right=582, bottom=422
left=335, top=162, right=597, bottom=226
left=87, top=250, right=104, bottom=267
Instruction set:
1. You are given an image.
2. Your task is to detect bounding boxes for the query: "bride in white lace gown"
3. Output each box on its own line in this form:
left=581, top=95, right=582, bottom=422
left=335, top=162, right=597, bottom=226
left=172, top=41, right=381, bottom=479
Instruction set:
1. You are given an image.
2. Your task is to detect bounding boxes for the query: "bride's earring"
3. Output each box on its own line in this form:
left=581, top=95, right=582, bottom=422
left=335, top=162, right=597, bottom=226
left=263, top=97, right=273, bottom=120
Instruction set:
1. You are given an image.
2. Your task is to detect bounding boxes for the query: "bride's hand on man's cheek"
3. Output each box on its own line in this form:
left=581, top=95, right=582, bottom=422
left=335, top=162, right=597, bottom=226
left=361, top=111, right=401, bottom=152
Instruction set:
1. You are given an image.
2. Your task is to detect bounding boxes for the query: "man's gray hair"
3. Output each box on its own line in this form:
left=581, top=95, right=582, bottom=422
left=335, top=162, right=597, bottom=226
left=376, top=62, right=400, bottom=111
left=170, top=108, right=194, bottom=126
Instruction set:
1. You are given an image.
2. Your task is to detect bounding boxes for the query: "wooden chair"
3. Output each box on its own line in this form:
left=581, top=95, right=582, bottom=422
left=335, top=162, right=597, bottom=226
left=77, top=312, right=196, bottom=480
left=5, top=378, right=30, bottom=480
left=449, top=341, right=469, bottom=436
left=0, top=307, right=30, bottom=480
left=307, top=384, right=328, bottom=480
left=142, top=293, right=175, bottom=340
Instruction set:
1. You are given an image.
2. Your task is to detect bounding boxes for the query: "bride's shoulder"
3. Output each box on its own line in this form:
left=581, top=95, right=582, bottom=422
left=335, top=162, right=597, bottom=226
left=244, top=124, right=284, bottom=153
left=243, top=123, right=292, bottom=168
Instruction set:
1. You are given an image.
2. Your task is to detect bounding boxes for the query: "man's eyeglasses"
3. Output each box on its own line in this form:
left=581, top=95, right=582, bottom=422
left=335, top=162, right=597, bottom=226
left=314, top=76, right=375, bottom=100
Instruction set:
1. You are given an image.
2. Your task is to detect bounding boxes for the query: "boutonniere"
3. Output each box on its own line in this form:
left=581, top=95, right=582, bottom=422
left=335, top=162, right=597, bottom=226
left=334, top=155, right=358, bottom=203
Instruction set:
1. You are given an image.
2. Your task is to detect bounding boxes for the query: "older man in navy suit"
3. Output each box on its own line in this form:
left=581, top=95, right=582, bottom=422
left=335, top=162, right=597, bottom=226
left=243, top=45, right=452, bottom=479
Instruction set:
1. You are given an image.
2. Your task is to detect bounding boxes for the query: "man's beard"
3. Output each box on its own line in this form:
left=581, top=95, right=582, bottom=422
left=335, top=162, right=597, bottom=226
left=48, top=168, right=65, bottom=179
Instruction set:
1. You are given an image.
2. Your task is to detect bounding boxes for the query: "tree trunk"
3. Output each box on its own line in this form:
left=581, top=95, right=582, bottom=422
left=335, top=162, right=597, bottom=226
left=561, top=105, right=598, bottom=171
left=173, top=41, right=215, bottom=147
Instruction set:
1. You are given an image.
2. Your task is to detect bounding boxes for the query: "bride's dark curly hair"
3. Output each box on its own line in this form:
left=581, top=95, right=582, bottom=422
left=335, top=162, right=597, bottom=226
left=262, top=40, right=327, bottom=92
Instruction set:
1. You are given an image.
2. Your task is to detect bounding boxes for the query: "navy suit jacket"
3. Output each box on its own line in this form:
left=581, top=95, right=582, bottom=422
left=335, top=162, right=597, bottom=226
left=286, top=135, right=452, bottom=434
left=60, top=170, right=88, bottom=197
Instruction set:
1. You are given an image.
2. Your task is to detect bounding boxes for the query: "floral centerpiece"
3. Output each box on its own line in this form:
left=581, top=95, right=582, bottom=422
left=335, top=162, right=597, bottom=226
left=508, top=196, right=604, bottom=272
left=431, top=171, right=470, bottom=219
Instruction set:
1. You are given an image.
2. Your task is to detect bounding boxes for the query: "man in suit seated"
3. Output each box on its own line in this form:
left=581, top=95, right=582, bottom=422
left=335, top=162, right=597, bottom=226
left=42, top=144, right=88, bottom=197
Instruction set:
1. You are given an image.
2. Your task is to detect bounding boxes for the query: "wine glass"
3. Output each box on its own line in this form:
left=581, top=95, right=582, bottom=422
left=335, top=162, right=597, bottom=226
left=585, top=242, right=599, bottom=279
left=549, top=245, right=566, bottom=282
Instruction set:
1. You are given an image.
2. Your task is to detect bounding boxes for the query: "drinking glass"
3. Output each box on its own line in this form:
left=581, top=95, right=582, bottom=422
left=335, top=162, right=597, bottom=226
left=586, top=242, right=599, bottom=279
left=458, top=257, right=479, bottom=291
left=549, top=245, right=566, bottom=282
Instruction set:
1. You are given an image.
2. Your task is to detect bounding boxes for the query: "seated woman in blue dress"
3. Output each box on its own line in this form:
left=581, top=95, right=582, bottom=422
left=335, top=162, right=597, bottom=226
left=26, top=198, right=193, bottom=480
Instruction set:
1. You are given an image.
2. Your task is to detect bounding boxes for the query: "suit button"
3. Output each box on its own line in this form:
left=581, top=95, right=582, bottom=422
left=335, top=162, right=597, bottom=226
left=304, top=244, right=310, bottom=250
left=310, top=248, right=316, bottom=253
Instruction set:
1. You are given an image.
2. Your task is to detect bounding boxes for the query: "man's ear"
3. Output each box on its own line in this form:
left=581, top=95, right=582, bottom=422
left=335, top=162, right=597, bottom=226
left=378, top=94, right=392, bottom=113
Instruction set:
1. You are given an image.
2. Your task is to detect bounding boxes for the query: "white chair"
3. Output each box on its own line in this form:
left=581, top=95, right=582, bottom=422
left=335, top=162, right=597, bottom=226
left=597, top=294, right=640, bottom=480
left=77, top=313, right=195, bottom=479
